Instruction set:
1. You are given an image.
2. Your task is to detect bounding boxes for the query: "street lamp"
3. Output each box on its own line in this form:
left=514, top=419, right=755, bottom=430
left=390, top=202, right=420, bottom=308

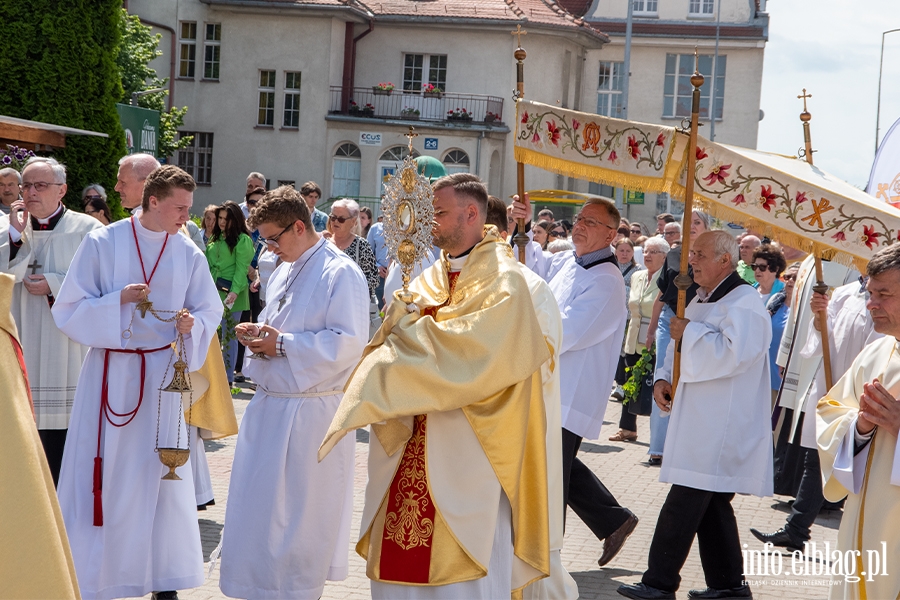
left=875, top=28, right=900, bottom=154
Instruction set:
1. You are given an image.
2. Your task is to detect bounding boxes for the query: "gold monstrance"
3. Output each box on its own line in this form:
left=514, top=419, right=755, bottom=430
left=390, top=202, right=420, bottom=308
left=382, top=127, right=435, bottom=305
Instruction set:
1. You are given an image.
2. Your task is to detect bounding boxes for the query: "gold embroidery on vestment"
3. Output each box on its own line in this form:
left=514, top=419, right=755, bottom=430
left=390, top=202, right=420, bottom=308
left=383, top=415, right=434, bottom=550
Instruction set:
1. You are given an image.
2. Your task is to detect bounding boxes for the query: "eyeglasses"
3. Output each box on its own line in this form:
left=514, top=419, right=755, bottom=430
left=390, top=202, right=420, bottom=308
left=783, top=274, right=796, bottom=282
left=246, top=200, right=258, bottom=207
left=21, top=182, right=63, bottom=192
left=549, top=230, right=566, bottom=237
left=83, top=195, right=102, bottom=201
left=645, top=249, right=667, bottom=255
left=259, top=224, right=294, bottom=248
left=663, top=230, right=680, bottom=236
left=750, top=263, right=776, bottom=273
left=630, top=229, right=642, bottom=234
left=573, top=213, right=616, bottom=229
left=329, top=214, right=353, bottom=224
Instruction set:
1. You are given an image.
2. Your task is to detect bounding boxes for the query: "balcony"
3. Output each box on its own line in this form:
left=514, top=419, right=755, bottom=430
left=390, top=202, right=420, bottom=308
left=328, top=86, right=505, bottom=127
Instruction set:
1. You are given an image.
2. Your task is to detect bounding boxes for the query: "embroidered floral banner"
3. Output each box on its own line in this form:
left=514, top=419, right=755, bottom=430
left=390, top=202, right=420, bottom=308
left=514, top=100, right=900, bottom=270
left=514, top=100, right=681, bottom=194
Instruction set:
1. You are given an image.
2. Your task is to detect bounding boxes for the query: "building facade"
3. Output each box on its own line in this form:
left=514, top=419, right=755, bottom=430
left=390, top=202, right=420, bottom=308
left=128, top=0, right=608, bottom=214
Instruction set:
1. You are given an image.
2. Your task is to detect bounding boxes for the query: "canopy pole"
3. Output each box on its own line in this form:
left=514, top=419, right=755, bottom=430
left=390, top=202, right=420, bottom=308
left=799, top=89, right=834, bottom=390
left=512, top=25, right=529, bottom=265
left=671, top=50, right=704, bottom=395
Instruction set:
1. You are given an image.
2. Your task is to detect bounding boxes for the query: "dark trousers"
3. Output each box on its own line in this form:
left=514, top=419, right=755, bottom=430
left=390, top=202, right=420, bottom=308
left=785, top=446, right=824, bottom=541
left=234, top=289, right=263, bottom=371
left=561, top=427, right=631, bottom=540
left=642, top=485, right=744, bottom=593
left=38, top=428, right=67, bottom=487
left=616, top=353, right=641, bottom=432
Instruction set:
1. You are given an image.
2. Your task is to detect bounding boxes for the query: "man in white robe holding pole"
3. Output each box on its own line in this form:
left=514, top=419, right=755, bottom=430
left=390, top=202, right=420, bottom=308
left=218, top=186, right=368, bottom=599
left=53, top=165, right=222, bottom=600
left=619, top=231, right=772, bottom=600
left=2, top=156, right=101, bottom=485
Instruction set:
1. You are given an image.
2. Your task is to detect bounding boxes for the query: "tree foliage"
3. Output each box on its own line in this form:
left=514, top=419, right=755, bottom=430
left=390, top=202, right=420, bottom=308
left=117, top=10, right=190, bottom=159
left=0, top=0, right=128, bottom=216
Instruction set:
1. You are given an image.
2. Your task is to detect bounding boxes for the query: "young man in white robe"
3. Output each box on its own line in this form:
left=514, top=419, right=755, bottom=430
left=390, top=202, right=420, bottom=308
left=751, top=277, right=880, bottom=550
left=618, top=231, right=772, bottom=600
left=817, top=244, right=900, bottom=600
left=52, top=165, right=222, bottom=600
left=1, top=156, right=101, bottom=485
left=219, top=186, right=368, bottom=599
left=512, top=193, right=636, bottom=569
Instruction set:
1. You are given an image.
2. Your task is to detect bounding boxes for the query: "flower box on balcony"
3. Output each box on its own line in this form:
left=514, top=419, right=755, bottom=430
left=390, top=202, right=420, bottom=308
left=484, top=112, right=500, bottom=124
left=373, top=83, right=394, bottom=96
left=423, top=91, right=443, bottom=99
left=447, top=108, right=473, bottom=122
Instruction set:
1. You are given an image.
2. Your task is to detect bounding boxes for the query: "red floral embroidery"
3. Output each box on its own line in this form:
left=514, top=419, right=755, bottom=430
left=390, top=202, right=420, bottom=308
left=833, top=231, right=846, bottom=242
left=759, top=185, right=777, bottom=212
left=795, top=191, right=809, bottom=204
left=703, top=163, right=731, bottom=185
left=521, top=111, right=529, bottom=124
left=696, top=147, right=708, bottom=160
left=546, top=120, right=561, bottom=146
left=862, top=225, right=880, bottom=249
left=657, top=133, right=666, bottom=147
left=627, top=135, right=640, bottom=159
left=531, top=132, right=541, bottom=145
left=572, top=119, right=580, bottom=131
left=608, top=150, right=618, bottom=162
left=732, top=194, right=746, bottom=206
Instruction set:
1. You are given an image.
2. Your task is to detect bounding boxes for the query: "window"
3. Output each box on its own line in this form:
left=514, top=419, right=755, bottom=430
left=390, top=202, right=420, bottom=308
left=597, top=61, right=625, bottom=118
left=633, top=0, right=658, bottom=15
left=663, top=53, right=726, bottom=119
left=332, top=143, right=361, bottom=199
left=688, top=0, right=714, bottom=15
left=203, top=24, right=221, bottom=80
left=178, top=22, right=197, bottom=78
left=283, top=72, right=301, bottom=128
left=378, top=146, right=419, bottom=193
left=403, top=54, right=448, bottom=92
left=257, top=70, right=276, bottom=126
left=177, top=132, right=214, bottom=185
left=442, top=150, right=470, bottom=175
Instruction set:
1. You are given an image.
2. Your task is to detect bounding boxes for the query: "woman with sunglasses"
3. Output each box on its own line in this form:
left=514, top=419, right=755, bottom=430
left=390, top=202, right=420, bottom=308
left=206, top=201, right=254, bottom=384
left=751, top=244, right=789, bottom=404
left=83, top=197, right=112, bottom=225
left=326, top=199, right=379, bottom=298
left=80, top=183, right=106, bottom=207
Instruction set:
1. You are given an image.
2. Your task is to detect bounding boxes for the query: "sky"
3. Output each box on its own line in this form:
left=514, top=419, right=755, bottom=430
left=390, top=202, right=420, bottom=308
left=757, top=0, right=900, bottom=189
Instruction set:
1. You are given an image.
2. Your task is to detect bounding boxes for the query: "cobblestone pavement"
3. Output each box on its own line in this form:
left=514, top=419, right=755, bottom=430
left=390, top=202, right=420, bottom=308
left=164, top=386, right=843, bottom=600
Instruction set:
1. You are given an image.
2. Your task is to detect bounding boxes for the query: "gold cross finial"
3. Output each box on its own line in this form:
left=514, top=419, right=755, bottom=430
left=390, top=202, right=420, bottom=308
left=512, top=24, right=527, bottom=48
left=405, top=126, right=418, bottom=152
left=798, top=88, right=812, bottom=113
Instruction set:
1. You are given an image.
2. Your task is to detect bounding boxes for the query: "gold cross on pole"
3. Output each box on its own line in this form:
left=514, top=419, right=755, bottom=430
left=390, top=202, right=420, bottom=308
left=511, top=24, right=527, bottom=48
left=798, top=89, right=813, bottom=113
left=405, top=126, right=418, bottom=152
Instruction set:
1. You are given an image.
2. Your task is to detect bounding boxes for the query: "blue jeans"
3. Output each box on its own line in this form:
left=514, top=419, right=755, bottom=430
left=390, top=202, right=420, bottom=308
left=220, top=312, right=240, bottom=385
left=650, top=305, right=674, bottom=456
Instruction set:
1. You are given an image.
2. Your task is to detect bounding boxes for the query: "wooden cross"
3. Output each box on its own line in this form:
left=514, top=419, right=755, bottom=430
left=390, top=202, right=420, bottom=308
left=405, top=126, right=418, bottom=152
left=27, top=259, right=42, bottom=275
left=798, top=89, right=812, bottom=113
left=511, top=25, right=527, bottom=48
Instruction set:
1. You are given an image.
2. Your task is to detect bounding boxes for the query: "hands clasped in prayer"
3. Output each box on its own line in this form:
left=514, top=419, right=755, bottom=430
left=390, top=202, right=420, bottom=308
left=120, top=283, right=194, bottom=334
left=235, top=322, right=279, bottom=357
left=857, top=379, right=900, bottom=437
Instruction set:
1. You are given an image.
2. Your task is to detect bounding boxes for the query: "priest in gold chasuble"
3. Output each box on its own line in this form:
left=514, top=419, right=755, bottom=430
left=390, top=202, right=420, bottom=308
left=320, top=174, right=551, bottom=597
left=817, top=244, right=900, bottom=600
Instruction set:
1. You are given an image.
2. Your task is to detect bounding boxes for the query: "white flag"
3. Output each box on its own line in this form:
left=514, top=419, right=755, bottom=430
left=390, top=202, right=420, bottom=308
left=868, top=115, right=900, bottom=207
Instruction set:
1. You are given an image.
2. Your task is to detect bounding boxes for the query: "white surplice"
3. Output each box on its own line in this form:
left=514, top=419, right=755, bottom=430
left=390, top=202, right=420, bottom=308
left=519, top=266, right=578, bottom=600
left=657, top=280, right=774, bottom=496
left=797, top=281, right=881, bottom=449
left=3, top=209, right=101, bottom=429
left=219, top=238, right=369, bottom=600
left=51, top=216, right=222, bottom=600
left=776, top=255, right=857, bottom=414
left=540, top=251, right=626, bottom=440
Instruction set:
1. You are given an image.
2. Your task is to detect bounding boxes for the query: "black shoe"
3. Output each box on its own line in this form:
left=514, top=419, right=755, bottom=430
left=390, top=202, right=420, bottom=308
left=234, top=374, right=246, bottom=383
left=749, top=527, right=804, bottom=551
left=151, top=592, right=178, bottom=600
left=617, top=582, right=676, bottom=600
left=648, top=455, right=662, bottom=466
left=688, top=585, right=753, bottom=599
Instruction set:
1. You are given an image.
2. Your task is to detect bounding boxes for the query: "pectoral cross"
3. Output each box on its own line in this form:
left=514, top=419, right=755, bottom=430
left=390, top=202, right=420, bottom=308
left=405, top=126, right=418, bottom=152
left=511, top=24, right=527, bottom=48
left=798, top=88, right=812, bottom=113
left=27, top=259, right=42, bottom=275
left=278, top=295, right=287, bottom=311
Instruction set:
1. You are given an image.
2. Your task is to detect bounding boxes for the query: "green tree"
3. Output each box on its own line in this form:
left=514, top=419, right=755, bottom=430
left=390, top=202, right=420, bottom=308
left=0, top=0, right=128, bottom=216
left=117, top=10, right=191, bottom=159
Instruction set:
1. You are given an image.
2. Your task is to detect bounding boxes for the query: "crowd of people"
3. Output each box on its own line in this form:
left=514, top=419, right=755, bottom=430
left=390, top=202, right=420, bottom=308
left=2, top=153, right=899, bottom=600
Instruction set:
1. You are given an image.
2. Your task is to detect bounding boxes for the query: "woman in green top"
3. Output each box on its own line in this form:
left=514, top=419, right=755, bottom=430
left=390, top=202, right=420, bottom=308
left=206, top=200, right=254, bottom=384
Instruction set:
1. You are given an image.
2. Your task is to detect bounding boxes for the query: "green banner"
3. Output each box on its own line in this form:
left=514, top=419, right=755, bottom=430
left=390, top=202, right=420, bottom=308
left=624, top=190, right=645, bottom=205
left=116, top=104, right=160, bottom=157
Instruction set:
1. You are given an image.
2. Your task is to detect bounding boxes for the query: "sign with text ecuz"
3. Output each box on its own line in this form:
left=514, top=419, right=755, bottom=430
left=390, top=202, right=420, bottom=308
left=359, top=132, right=383, bottom=147
left=116, top=104, right=160, bottom=157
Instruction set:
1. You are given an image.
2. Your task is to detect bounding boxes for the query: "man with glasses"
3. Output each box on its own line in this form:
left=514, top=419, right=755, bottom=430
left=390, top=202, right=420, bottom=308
left=662, top=222, right=681, bottom=246
left=513, top=193, right=637, bottom=569
left=220, top=185, right=369, bottom=599
left=2, top=156, right=101, bottom=485
left=0, top=167, right=21, bottom=215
